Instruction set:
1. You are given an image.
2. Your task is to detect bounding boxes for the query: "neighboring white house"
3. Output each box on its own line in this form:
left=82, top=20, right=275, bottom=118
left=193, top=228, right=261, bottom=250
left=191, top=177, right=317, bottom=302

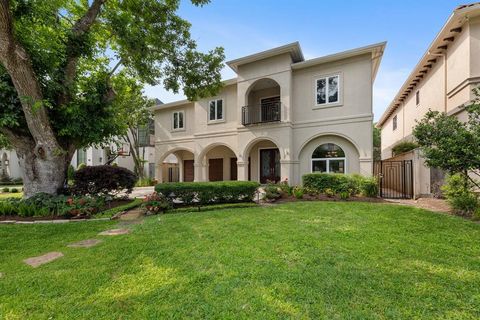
left=0, top=123, right=156, bottom=182
left=377, top=3, right=480, bottom=197
left=153, top=41, right=386, bottom=185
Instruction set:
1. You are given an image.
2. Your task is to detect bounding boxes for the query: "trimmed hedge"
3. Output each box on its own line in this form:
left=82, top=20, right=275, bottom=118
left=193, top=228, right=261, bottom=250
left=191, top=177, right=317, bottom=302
left=72, top=165, right=137, bottom=196
left=302, top=173, right=378, bottom=197
left=155, top=181, right=260, bottom=207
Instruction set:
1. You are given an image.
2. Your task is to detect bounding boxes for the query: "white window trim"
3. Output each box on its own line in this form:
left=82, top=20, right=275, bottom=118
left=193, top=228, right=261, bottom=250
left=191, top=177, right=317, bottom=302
left=313, top=73, right=342, bottom=109
left=172, top=110, right=185, bottom=132
left=207, top=98, right=225, bottom=124
left=311, top=157, right=347, bottom=174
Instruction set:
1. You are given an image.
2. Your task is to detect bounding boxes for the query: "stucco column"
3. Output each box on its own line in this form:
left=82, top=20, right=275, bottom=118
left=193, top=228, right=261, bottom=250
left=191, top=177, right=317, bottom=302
left=237, top=160, right=248, bottom=181
left=155, top=163, right=163, bottom=183
left=178, top=160, right=184, bottom=182
left=359, top=158, right=373, bottom=176
left=194, top=163, right=207, bottom=182
left=280, top=160, right=295, bottom=185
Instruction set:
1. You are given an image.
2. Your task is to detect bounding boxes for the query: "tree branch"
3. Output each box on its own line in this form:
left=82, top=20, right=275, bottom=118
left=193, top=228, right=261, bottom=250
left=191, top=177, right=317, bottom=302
left=0, top=0, right=61, bottom=156
left=60, top=0, right=107, bottom=104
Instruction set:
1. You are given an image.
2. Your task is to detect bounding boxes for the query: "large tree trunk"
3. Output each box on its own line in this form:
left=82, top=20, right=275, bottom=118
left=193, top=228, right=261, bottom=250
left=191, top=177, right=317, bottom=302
left=11, top=135, right=71, bottom=198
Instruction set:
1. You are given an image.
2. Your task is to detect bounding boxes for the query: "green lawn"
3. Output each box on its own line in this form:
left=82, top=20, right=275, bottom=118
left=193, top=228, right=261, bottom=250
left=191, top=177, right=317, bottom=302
left=1, top=202, right=479, bottom=319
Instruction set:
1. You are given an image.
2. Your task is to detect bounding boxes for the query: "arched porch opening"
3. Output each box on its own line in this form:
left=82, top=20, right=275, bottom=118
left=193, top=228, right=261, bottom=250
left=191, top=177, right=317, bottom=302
left=200, top=144, right=237, bottom=181
left=158, top=149, right=195, bottom=183
left=242, top=78, right=281, bottom=125
left=243, top=138, right=282, bottom=184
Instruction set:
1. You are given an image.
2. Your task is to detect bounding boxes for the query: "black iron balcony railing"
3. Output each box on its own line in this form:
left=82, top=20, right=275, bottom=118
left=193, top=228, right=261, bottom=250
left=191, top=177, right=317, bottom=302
left=241, top=102, right=281, bottom=126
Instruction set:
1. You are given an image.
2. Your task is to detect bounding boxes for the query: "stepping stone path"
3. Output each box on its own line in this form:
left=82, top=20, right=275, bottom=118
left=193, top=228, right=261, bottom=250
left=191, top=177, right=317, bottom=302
left=119, top=208, right=144, bottom=221
left=23, top=252, right=64, bottom=268
left=98, top=228, right=130, bottom=236
left=67, top=239, right=102, bottom=248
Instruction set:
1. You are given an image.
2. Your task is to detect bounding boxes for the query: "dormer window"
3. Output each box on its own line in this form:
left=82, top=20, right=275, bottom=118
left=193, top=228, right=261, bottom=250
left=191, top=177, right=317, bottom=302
left=316, top=75, right=340, bottom=105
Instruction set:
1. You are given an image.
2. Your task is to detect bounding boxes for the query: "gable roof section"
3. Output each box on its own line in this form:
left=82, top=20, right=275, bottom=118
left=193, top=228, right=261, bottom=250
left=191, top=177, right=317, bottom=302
left=377, top=2, right=480, bottom=128
left=226, top=42, right=304, bottom=72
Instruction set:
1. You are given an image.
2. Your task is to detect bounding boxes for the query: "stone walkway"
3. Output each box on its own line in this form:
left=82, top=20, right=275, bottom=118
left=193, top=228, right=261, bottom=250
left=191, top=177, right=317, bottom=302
left=22, top=208, right=143, bottom=268
left=385, top=197, right=451, bottom=213
left=23, top=252, right=64, bottom=268
left=67, top=239, right=102, bottom=248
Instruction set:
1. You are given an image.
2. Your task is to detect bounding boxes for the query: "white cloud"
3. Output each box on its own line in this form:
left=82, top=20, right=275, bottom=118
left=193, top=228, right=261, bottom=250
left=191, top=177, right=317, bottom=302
left=373, top=67, right=410, bottom=121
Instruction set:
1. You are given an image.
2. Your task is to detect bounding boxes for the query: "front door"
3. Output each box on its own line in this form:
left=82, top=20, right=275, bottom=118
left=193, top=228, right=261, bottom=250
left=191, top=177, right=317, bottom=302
left=209, top=158, right=223, bottom=181
left=260, top=148, right=280, bottom=184
left=230, top=158, right=238, bottom=180
left=183, top=160, right=194, bottom=182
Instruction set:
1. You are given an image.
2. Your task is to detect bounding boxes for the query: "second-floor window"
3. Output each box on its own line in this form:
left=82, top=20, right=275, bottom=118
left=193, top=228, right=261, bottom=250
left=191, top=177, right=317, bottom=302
left=316, top=75, right=340, bottom=105
left=209, top=99, right=223, bottom=121
left=416, top=90, right=420, bottom=106
left=393, top=115, right=398, bottom=131
left=172, top=111, right=184, bottom=130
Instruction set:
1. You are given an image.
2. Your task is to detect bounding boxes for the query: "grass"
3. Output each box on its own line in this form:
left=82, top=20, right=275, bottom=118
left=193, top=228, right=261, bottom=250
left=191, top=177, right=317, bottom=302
left=0, top=201, right=479, bottom=319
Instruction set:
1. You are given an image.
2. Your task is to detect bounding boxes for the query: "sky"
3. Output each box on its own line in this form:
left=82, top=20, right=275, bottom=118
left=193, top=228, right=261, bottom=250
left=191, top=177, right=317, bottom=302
left=143, top=0, right=464, bottom=121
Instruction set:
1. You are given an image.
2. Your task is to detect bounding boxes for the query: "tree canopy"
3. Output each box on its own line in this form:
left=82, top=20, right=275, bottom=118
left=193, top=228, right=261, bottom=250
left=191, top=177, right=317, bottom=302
left=0, top=0, right=224, bottom=196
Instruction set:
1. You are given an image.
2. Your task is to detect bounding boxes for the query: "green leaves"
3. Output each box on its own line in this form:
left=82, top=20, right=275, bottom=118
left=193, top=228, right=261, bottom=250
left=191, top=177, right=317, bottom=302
left=1, top=0, right=224, bottom=150
left=413, top=88, right=480, bottom=176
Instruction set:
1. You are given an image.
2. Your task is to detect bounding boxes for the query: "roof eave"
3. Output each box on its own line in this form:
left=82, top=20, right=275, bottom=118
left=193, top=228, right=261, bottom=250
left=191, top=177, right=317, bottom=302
left=226, top=42, right=304, bottom=72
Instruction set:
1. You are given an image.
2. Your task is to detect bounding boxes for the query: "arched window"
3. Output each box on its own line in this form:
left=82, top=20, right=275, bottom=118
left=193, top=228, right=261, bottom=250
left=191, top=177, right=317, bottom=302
left=311, top=143, right=346, bottom=173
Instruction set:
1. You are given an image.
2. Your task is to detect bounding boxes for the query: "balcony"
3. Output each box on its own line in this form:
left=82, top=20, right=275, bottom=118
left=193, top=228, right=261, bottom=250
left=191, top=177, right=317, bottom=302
left=241, top=101, right=281, bottom=126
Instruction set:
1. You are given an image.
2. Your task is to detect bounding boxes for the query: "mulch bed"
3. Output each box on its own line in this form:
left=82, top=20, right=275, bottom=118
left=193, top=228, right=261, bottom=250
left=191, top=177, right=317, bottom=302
left=0, top=199, right=134, bottom=222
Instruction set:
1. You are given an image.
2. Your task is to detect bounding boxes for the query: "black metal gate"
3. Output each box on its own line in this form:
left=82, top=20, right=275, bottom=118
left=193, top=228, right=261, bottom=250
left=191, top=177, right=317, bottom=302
left=373, top=160, right=413, bottom=199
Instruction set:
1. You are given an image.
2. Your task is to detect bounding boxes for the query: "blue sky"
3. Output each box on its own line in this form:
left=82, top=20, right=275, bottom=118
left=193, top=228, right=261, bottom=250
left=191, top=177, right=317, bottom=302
left=143, top=0, right=463, bottom=121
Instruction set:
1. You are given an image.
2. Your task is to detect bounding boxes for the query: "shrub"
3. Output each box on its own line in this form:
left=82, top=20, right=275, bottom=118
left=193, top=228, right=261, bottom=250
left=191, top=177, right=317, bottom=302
left=72, top=165, right=138, bottom=196
left=360, top=176, right=379, bottom=197
left=10, top=188, right=19, bottom=193
left=77, top=163, right=86, bottom=170
left=0, top=201, right=16, bottom=215
left=142, top=192, right=171, bottom=214
left=2, top=187, right=9, bottom=193
left=324, top=188, right=335, bottom=197
left=155, top=181, right=259, bottom=208
left=392, top=141, right=418, bottom=156
left=442, top=174, right=479, bottom=216
left=264, top=184, right=281, bottom=201
left=303, top=173, right=358, bottom=195
left=67, top=165, right=75, bottom=181
left=12, top=177, right=23, bottom=184
left=278, top=179, right=293, bottom=196
left=136, top=178, right=157, bottom=187
left=339, top=191, right=350, bottom=200
left=293, top=186, right=304, bottom=199
left=303, top=173, right=379, bottom=198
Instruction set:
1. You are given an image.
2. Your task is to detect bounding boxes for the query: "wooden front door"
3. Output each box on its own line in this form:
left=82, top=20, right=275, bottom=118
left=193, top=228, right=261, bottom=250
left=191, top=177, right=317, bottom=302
left=259, top=148, right=280, bottom=184
left=209, top=158, right=223, bottom=181
left=183, top=160, right=194, bottom=182
left=230, top=158, right=237, bottom=180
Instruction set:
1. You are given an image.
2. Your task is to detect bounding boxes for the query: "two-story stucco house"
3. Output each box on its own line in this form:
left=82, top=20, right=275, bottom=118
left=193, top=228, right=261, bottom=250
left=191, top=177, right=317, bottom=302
left=153, top=41, right=386, bottom=185
left=377, top=3, right=480, bottom=196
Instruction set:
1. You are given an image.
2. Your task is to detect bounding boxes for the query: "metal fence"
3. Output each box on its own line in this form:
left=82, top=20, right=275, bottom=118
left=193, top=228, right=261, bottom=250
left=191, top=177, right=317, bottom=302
left=373, top=160, right=414, bottom=199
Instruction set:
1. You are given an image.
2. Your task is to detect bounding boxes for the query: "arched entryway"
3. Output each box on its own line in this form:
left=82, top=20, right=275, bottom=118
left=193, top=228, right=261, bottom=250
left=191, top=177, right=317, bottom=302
left=242, top=78, right=281, bottom=125
left=199, top=144, right=237, bottom=181
left=158, top=148, right=195, bottom=183
left=298, top=134, right=360, bottom=177
left=243, top=138, right=282, bottom=183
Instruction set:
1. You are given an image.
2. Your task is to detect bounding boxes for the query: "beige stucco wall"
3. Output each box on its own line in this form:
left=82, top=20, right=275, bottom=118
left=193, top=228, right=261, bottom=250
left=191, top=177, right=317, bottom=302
left=154, top=47, right=376, bottom=184
left=381, top=18, right=480, bottom=159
